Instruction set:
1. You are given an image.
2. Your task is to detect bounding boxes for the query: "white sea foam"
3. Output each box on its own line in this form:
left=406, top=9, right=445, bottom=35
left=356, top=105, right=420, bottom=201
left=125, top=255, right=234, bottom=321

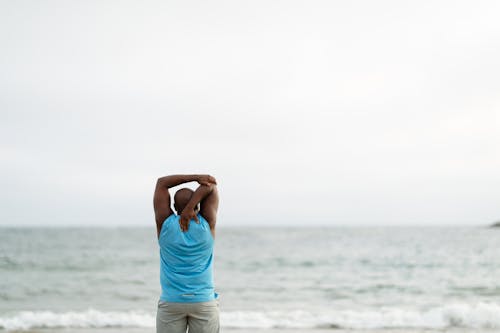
left=221, top=302, right=500, bottom=330
left=0, top=309, right=154, bottom=331
left=1, top=302, right=500, bottom=331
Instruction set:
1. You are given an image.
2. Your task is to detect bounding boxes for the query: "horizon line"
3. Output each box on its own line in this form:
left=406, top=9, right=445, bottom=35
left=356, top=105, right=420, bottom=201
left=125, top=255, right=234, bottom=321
left=0, top=223, right=495, bottom=228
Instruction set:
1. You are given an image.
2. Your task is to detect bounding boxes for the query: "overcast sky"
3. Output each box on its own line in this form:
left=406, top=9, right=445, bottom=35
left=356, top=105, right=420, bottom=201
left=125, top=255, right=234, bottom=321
left=1, top=0, right=499, bottom=227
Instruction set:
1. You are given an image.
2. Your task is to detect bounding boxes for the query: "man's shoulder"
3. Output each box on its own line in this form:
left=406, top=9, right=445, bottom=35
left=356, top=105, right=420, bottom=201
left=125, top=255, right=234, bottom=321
left=161, top=214, right=178, bottom=230
left=166, top=213, right=178, bottom=221
left=197, top=213, right=209, bottom=223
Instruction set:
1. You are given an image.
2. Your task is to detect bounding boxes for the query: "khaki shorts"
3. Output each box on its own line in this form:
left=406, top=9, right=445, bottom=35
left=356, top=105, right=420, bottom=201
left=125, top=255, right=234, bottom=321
left=156, top=299, right=220, bottom=333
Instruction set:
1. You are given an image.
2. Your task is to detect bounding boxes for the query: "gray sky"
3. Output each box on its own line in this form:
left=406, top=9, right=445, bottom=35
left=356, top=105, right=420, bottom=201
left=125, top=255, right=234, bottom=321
left=1, top=0, right=499, bottom=227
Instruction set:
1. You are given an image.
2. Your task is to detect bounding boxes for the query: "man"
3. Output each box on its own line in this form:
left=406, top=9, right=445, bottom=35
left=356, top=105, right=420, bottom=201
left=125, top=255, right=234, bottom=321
left=153, top=174, right=220, bottom=333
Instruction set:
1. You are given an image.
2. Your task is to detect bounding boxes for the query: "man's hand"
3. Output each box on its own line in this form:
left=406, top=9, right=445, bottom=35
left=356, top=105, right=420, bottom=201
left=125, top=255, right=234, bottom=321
left=196, top=175, right=217, bottom=186
left=179, top=208, right=200, bottom=232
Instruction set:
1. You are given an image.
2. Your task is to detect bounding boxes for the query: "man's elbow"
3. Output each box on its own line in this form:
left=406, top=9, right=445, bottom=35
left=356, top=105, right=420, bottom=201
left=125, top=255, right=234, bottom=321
left=156, top=177, right=168, bottom=189
left=206, top=183, right=217, bottom=191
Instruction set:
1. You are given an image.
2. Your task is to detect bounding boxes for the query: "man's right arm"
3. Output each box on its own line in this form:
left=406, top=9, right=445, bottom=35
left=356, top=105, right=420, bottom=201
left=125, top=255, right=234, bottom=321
left=200, top=185, right=219, bottom=237
left=178, top=181, right=219, bottom=237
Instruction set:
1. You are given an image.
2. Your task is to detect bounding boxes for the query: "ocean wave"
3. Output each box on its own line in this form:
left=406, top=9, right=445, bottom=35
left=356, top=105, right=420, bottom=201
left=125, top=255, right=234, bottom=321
left=1, top=302, right=500, bottom=331
left=222, top=302, right=500, bottom=329
left=0, top=310, right=153, bottom=331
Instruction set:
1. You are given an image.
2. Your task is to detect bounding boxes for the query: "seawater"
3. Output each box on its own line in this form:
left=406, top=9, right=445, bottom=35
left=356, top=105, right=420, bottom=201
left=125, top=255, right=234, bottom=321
left=1, top=226, right=500, bottom=331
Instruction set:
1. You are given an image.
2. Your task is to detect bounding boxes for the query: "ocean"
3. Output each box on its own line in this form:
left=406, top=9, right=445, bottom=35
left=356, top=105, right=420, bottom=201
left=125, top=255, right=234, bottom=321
left=1, top=226, right=499, bottom=332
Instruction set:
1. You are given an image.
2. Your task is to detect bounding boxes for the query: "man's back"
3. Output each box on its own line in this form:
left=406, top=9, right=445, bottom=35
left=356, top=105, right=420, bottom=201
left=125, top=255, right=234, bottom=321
left=153, top=174, right=220, bottom=333
left=158, top=213, right=216, bottom=303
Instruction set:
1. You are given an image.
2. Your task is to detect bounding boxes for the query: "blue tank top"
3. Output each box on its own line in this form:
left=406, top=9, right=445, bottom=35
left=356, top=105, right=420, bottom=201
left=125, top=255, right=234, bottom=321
left=158, top=213, right=217, bottom=302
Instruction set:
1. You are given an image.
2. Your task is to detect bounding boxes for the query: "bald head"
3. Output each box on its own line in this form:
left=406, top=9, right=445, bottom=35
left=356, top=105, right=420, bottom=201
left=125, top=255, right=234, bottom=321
left=174, top=188, right=196, bottom=214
